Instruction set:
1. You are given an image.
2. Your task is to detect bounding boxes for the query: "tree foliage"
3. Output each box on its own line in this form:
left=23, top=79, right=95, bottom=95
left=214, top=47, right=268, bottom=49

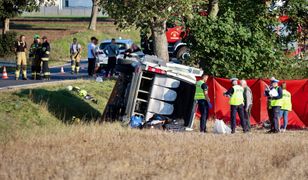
left=0, top=0, right=55, bottom=18
left=100, top=0, right=197, bottom=61
left=186, top=0, right=307, bottom=79
left=0, top=0, right=55, bottom=34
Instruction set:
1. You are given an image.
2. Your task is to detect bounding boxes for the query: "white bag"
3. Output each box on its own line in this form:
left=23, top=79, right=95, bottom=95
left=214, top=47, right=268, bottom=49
left=269, top=88, right=278, bottom=97
left=213, top=119, right=231, bottom=134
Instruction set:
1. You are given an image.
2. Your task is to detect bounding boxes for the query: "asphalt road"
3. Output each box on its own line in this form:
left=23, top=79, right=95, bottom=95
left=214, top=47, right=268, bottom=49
left=0, top=60, right=92, bottom=89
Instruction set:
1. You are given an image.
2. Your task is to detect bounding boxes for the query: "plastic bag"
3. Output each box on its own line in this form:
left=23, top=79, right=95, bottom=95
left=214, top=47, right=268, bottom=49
left=130, top=115, right=143, bottom=128
left=213, top=119, right=231, bottom=134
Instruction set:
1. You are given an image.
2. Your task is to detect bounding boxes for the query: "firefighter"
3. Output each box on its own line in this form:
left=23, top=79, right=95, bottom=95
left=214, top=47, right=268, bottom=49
left=70, top=38, right=82, bottom=74
left=224, top=78, right=248, bottom=133
left=29, top=34, right=41, bottom=80
left=194, top=74, right=210, bottom=133
left=14, top=35, right=27, bottom=80
left=41, top=36, right=51, bottom=80
left=265, top=78, right=283, bottom=133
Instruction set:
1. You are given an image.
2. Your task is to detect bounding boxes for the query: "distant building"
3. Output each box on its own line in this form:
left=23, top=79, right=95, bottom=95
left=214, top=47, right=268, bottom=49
left=22, top=0, right=107, bottom=17
left=60, top=0, right=93, bottom=9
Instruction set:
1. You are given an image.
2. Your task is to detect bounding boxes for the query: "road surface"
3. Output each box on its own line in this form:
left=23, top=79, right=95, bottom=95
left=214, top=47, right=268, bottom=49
left=0, top=60, right=93, bottom=90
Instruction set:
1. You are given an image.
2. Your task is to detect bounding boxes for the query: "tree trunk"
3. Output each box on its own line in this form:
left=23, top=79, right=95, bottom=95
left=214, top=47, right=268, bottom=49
left=208, top=0, right=219, bottom=18
left=151, top=20, right=169, bottom=62
left=88, top=0, right=99, bottom=31
left=2, top=18, right=10, bottom=35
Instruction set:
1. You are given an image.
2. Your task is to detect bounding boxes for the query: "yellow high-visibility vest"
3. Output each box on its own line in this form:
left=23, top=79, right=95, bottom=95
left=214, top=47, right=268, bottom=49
left=270, top=87, right=283, bottom=107
left=281, top=89, right=292, bottom=111
left=195, top=80, right=206, bottom=100
left=230, top=85, right=244, bottom=106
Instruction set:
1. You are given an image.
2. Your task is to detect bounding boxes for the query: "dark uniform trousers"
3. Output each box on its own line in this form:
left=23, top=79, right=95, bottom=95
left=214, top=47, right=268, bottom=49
left=198, top=99, right=209, bottom=132
left=231, top=104, right=247, bottom=132
left=41, top=42, right=50, bottom=79
left=271, top=106, right=281, bottom=132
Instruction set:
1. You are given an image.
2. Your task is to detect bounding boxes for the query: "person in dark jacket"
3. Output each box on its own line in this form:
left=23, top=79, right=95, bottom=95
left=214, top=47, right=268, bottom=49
left=29, top=34, right=41, bottom=80
left=224, top=78, right=248, bottom=133
left=103, top=38, right=119, bottom=77
left=265, top=78, right=283, bottom=133
left=41, top=36, right=51, bottom=80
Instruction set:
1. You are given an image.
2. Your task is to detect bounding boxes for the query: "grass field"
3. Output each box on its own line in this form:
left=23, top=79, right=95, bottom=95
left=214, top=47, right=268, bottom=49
left=0, top=80, right=115, bottom=141
left=0, top=80, right=308, bottom=180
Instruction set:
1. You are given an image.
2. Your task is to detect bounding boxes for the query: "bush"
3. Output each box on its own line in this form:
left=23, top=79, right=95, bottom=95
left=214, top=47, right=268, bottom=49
left=0, top=31, right=17, bottom=57
left=185, top=0, right=307, bottom=79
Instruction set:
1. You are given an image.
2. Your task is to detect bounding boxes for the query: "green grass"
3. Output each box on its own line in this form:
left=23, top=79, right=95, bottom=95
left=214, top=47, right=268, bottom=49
left=50, top=29, right=140, bottom=62
left=0, top=79, right=115, bottom=142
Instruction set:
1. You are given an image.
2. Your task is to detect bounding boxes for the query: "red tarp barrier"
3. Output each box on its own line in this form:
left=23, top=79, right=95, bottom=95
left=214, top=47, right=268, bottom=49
left=197, top=77, right=308, bottom=129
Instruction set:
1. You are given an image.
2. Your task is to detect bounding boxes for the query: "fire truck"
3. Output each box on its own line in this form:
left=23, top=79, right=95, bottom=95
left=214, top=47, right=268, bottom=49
left=141, top=17, right=191, bottom=62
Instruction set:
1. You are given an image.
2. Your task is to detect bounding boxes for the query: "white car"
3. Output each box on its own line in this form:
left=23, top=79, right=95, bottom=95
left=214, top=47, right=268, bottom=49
left=96, top=39, right=134, bottom=67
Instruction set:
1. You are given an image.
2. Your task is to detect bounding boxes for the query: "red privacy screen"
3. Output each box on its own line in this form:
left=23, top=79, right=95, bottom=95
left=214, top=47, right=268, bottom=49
left=197, top=77, right=308, bottom=129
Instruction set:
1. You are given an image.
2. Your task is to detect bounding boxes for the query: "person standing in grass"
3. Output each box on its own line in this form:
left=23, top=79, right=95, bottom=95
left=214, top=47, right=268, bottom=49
left=87, top=37, right=98, bottom=77
left=70, top=38, right=82, bottom=74
left=103, top=38, right=119, bottom=77
left=14, top=35, right=27, bottom=80
left=280, top=82, right=292, bottom=132
left=194, top=74, right=210, bottom=133
left=224, top=78, right=248, bottom=134
left=265, top=78, right=283, bottom=133
left=241, top=79, right=253, bottom=131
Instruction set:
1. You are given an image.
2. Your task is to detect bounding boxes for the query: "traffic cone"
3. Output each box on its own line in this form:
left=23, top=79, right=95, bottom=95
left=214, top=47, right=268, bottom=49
left=60, top=66, right=65, bottom=74
left=2, top=66, right=9, bottom=79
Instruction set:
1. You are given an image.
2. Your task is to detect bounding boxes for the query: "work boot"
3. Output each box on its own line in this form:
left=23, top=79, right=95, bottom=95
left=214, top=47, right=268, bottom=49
left=22, top=77, right=28, bottom=80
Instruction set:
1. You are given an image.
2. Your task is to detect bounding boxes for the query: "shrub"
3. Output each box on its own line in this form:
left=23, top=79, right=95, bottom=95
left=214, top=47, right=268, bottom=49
left=0, top=31, right=17, bottom=57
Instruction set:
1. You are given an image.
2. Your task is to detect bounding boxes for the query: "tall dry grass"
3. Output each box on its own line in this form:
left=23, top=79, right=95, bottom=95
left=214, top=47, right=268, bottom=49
left=0, top=123, right=307, bottom=180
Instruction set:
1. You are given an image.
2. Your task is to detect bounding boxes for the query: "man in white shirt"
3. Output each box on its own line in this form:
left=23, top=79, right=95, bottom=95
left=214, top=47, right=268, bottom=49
left=87, top=37, right=98, bottom=77
left=70, top=38, right=82, bottom=74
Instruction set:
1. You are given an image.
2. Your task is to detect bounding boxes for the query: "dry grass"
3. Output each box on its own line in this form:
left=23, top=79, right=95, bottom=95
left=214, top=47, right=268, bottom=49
left=0, top=122, right=307, bottom=180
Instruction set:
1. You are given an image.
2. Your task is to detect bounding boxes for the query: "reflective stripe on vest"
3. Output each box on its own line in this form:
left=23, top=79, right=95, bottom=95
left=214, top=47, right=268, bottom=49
left=230, top=85, right=244, bottom=106
left=270, top=87, right=283, bottom=107
left=281, top=89, right=292, bottom=111
left=194, top=80, right=205, bottom=100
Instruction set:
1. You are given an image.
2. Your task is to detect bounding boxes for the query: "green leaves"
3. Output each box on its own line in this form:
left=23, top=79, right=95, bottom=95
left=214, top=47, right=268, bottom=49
left=186, top=0, right=307, bottom=79
left=0, top=0, right=56, bottom=19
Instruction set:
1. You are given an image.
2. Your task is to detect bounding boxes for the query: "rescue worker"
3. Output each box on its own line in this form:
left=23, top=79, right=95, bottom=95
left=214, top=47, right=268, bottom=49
left=194, top=74, right=210, bottom=133
left=280, top=82, right=292, bottom=132
left=265, top=78, right=282, bottom=133
left=70, top=38, right=82, bottom=74
left=29, top=34, right=41, bottom=80
left=14, top=35, right=27, bottom=80
left=41, top=36, right=51, bottom=80
left=103, top=38, right=119, bottom=77
left=224, top=78, right=248, bottom=133
left=240, top=79, right=253, bottom=131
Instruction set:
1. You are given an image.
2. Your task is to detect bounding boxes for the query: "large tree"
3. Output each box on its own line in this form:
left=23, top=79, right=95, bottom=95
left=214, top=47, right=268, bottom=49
left=88, top=0, right=100, bottom=31
left=185, top=0, right=307, bottom=79
left=101, top=0, right=197, bottom=62
left=0, top=0, right=55, bottom=35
